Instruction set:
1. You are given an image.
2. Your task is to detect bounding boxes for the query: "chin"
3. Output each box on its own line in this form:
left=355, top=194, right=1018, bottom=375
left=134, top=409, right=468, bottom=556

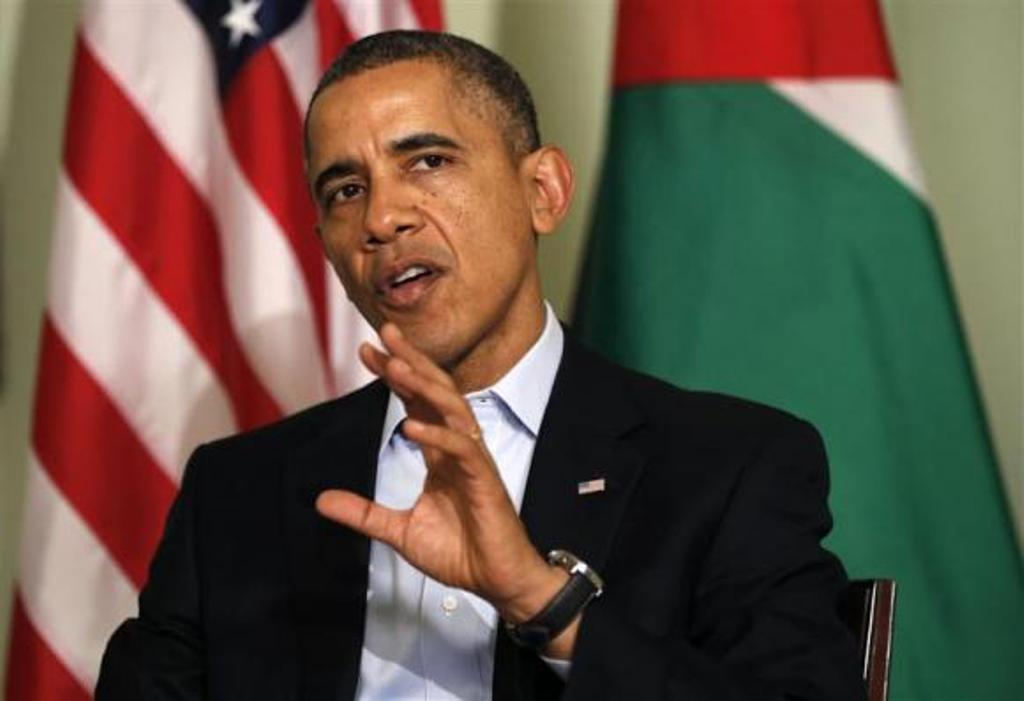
left=388, top=317, right=460, bottom=365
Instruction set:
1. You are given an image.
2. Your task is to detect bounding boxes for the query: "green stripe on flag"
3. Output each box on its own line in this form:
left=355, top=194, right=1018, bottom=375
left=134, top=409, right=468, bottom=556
left=575, top=83, right=1024, bottom=700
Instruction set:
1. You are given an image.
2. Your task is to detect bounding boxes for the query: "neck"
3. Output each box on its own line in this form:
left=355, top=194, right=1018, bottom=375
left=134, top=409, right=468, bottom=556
left=448, top=295, right=546, bottom=394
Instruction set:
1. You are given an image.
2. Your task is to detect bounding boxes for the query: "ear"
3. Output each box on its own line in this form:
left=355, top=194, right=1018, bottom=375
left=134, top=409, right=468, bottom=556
left=521, top=145, right=575, bottom=237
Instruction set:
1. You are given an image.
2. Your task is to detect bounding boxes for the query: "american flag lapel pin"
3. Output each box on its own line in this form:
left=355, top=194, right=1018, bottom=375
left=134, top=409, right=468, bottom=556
left=577, top=478, right=606, bottom=495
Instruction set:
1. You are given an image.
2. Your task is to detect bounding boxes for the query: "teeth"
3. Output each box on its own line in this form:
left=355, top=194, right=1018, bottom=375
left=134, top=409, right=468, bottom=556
left=393, top=265, right=429, bottom=285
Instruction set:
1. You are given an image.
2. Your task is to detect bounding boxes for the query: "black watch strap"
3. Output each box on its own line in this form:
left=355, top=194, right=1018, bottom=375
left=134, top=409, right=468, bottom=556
left=504, top=550, right=604, bottom=650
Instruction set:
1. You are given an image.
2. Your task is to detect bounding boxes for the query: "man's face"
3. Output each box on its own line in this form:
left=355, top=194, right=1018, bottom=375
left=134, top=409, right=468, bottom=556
left=307, top=60, right=546, bottom=382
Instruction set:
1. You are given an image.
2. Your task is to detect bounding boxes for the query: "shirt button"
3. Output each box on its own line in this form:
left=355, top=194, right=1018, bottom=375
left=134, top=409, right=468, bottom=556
left=441, top=594, right=458, bottom=615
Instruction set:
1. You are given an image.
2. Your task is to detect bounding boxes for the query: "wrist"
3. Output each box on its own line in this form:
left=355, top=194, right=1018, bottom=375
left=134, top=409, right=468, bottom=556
left=496, top=557, right=570, bottom=624
left=502, top=550, right=604, bottom=654
left=543, top=615, right=580, bottom=660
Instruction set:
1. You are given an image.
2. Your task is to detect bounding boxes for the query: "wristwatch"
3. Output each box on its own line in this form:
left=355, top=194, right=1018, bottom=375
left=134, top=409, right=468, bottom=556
left=504, top=549, right=604, bottom=650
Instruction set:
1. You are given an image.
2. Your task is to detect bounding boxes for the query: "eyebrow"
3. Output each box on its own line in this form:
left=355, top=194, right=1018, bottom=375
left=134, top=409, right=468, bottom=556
left=312, top=159, right=360, bottom=200
left=311, top=132, right=463, bottom=199
left=389, top=132, right=462, bottom=153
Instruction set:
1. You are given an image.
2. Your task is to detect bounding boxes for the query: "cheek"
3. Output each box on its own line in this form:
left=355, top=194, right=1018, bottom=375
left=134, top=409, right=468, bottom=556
left=330, top=254, right=379, bottom=325
left=448, top=183, right=525, bottom=245
left=319, top=230, right=365, bottom=290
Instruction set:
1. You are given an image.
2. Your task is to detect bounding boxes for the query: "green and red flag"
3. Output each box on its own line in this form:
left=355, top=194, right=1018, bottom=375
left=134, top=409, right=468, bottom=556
left=574, top=1, right=1024, bottom=698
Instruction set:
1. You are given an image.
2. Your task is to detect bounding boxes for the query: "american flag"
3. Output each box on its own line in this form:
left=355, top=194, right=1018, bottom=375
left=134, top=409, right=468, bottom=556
left=4, top=1, right=442, bottom=696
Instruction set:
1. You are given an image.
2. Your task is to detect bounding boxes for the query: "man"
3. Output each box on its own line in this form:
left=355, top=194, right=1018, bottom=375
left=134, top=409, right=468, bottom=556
left=98, top=31, right=865, bottom=699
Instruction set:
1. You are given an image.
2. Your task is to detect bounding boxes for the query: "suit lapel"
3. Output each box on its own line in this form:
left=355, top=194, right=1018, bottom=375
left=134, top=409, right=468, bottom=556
left=282, top=381, right=388, bottom=699
left=494, top=337, right=648, bottom=700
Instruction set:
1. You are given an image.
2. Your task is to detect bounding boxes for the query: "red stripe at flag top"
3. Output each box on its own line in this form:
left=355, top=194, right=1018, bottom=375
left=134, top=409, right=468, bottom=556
left=614, top=0, right=896, bottom=85
left=4, top=1, right=442, bottom=697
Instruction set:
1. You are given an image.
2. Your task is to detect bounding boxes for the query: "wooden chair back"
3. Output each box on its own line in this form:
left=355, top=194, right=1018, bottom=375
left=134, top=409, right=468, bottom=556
left=839, top=578, right=897, bottom=701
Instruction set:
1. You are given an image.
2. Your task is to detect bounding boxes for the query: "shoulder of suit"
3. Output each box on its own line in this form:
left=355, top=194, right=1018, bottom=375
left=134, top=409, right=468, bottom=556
left=564, top=334, right=819, bottom=443
left=189, top=379, right=387, bottom=466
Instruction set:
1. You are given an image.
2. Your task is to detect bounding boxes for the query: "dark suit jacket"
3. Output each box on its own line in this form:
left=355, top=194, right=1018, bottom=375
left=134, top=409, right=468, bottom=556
left=97, top=336, right=865, bottom=700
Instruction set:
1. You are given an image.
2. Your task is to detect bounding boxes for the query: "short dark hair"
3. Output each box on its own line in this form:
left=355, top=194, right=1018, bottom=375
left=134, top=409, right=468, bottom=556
left=304, top=30, right=541, bottom=161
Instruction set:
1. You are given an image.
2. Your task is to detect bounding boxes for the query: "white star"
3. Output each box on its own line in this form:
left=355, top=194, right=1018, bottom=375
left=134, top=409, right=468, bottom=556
left=220, top=0, right=263, bottom=48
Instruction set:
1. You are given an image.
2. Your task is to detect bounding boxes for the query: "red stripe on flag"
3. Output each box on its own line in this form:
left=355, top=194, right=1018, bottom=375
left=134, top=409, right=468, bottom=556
left=63, top=38, right=282, bottom=430
left=4, top=594, right=91, bottom=701
left=315, top=0, right=356, bottom=71
left=222, top=49, right=330, bottom=380
left=33, top=317, right=178, bottom=588
left=408, top=0, right=444, bottom=31
left=614, top=0, right=896, bottom=86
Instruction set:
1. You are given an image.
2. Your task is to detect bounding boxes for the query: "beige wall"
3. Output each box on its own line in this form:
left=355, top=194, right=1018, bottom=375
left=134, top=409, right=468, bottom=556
left=0, top=0, right=82, bottom=683
left=1, top=0, right=1020, bottom=685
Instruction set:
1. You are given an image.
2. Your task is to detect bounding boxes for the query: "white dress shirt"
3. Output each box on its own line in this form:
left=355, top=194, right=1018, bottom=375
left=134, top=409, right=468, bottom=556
left=357, top=304, right=566, bottom=700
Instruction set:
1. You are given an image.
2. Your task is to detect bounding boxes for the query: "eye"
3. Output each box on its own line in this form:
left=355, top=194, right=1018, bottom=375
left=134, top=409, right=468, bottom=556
left=340, top=183, right=364, bottom=199
left=411, top=153, right=450, bottom=171
left=325, top=181, right=365, bottom=207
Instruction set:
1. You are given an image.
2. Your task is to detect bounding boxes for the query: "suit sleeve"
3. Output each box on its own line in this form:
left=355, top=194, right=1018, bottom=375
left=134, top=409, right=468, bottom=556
left=95, top=446, right=208, bottom=700
left=562, top=419, right=867, bottom=700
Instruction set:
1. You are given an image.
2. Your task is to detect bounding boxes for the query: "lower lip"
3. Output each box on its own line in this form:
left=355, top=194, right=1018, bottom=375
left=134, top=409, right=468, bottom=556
left=380, top=272, right=441, bottom=309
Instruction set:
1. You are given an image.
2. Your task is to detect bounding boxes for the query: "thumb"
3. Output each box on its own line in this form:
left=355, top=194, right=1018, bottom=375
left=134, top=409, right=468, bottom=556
left=316, top=489, right=404, bottom=547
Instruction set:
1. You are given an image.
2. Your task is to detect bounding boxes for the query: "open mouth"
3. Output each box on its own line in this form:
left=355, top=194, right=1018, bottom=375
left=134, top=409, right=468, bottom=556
left=389, top=264, right=435, bottom=289
left=378, top=261, right=442, bottom=308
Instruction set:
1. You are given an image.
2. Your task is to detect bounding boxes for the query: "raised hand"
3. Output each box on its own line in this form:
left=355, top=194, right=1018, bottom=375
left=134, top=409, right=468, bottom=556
left=315, top=323, right=571, bottom=641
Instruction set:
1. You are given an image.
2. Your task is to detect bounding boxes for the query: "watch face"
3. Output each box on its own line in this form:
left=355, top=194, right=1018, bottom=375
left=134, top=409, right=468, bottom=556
left=547, top=549, right=578, bottom=569
left=548, top=549, right=604, bottom=592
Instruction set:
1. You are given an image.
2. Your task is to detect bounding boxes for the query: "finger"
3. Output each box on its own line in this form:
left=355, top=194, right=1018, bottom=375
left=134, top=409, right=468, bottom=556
left=316, top=489, right=405, bottom=548
left=361, top=343, right=421, bottom=403
left=358, top=342, right=390, bottom=379
left=384, top=358, right=477, bottom=433
left=403, top=418, right=488, bottom=471
left=379, top=323, right=456, bottom=389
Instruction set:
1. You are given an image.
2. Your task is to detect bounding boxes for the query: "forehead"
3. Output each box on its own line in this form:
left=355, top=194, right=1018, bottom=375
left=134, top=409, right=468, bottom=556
left=307, top=60, right=501, bottom=164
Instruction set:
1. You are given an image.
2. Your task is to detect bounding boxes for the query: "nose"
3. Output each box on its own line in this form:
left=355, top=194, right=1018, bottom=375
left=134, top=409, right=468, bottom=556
left=364, top=176, right=421, bottom=245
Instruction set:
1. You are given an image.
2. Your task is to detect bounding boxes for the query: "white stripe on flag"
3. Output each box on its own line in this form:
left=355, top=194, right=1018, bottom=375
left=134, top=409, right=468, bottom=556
left=80, top=0, right=330, bottom=414
left=18, top=455, right=139, bottom=693
left=335, top=0, right=421, bottom=39
left=49, top=174, right=237, bottom=479
left=79, top=0, right=216, bottom=197
left=272, top=0, right=321, bottom=114
left=770, top=79, right=928, bottom=199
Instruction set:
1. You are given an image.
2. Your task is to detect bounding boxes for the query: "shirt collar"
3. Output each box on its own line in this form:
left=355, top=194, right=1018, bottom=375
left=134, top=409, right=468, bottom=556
left=379, top=302, right=564, bottom=452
